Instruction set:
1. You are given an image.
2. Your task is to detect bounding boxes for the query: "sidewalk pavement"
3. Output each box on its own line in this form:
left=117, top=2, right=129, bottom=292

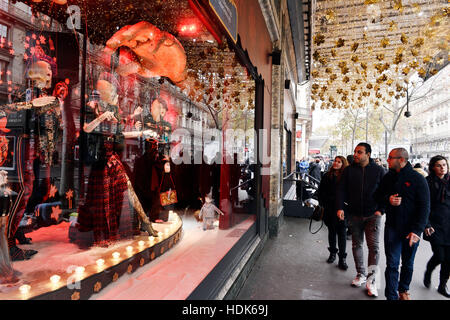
left=237, top=215, right=447, bottom=300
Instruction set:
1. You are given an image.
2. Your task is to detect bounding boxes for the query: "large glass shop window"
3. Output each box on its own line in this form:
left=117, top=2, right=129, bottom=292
left=0, top=0, right=256, bottom=297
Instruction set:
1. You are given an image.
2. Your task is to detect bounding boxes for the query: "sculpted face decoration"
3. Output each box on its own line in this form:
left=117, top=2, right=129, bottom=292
left=96, top=80, right=119, bottom=106
left=105, top=21, right=187, bottom=83
left=28, top=61, right=52, bottom=89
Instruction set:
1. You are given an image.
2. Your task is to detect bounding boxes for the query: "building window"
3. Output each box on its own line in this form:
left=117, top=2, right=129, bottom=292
left=0, top=60, right=8, bottom=82
left=0, top=23, right=8, bottom=39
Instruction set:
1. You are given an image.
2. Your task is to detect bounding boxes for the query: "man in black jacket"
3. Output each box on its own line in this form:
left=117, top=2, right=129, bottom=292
left=336, top=142, right=386, bottom=297
left=375, top=148, right=430, bottom=300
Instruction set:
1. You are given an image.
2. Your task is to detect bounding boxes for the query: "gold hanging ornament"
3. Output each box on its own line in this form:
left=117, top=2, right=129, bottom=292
left=313, top=51, right=321, bottom=61
left=414, top=38, right=424, bottom=48
left=389, top=21, right=398, bottom=31
left=336, top=38, right=345, bottom=48
left=325, top=9, right=336, bottom=23
left=380, top=38, right=390, bottom=48
left=364, top=0, right=380, bottom=4
left=418, top=68, right=427, bottom=77
left=409, top=60, right=419, bottom=69
left=319, top=57, right=328, bottom=65
left=401, top=33, right=408, bottom=44
left=376, top=53, right=385, bottom=61
left=393, top=0, right=404, bottom=12
left=314, top=33, right=325, bottom=46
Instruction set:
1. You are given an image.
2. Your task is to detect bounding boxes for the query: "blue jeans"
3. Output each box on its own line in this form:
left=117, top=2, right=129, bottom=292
left=384, top=226, right=419, bottom=300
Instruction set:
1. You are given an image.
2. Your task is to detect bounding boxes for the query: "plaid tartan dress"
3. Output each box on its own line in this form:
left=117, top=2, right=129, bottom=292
left=77, top=152, right=134, bottom=245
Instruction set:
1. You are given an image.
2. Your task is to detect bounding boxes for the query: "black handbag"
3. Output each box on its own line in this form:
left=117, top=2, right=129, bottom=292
left=309, top=205, right=324, bottom=234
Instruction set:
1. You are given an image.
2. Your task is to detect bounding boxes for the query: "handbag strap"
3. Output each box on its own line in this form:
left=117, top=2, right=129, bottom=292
left=309, top=214, right=324, bottom=234
left=159, top=173, right=176, bottom=193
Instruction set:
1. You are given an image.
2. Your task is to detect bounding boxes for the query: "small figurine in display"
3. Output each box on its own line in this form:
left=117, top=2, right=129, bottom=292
left=198, top=192, right=224, bottom=231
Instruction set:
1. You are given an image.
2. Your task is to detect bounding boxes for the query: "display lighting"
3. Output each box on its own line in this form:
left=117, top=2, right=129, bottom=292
left=96, top=259, right=105, bottom=267
left=138, top=241, right=145, bottom=247
left=178, top=19, right=199, bottom=36
left=126, top=246, right=133, bottom=254
left=50, top=275, right=61, bottom=284
left=112, top=252, right=120, bottom=260
left=19, top=285, right=31, bottom=295
left=75, top=266, right=85, bottom=276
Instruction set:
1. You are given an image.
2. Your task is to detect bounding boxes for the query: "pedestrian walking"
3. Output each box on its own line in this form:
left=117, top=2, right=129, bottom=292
left=309, top=157, right=322, bottom=186
left=375, top=148, right=430, bottom=300
left=336, top=142, right=386, bottom=297
left=317, top=156, right=349, bottom=270
left=413, top=163, right=428, bottom=178
left=423, top=155, right=450, bottom=298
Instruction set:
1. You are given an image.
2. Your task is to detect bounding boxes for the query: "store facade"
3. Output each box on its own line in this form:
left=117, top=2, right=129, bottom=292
left=0, top=0, right=272, bottom=300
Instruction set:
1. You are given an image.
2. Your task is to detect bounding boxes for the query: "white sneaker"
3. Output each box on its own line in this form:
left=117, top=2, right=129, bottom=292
left=366, top=278, right=378, bottom=297
left=351, top=274, right=367, bottom=287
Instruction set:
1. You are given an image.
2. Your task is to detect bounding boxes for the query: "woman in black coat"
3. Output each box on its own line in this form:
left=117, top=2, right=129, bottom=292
left=424, top=155, right=450, bottom=298
left=317, top=156, right=349, bottom=270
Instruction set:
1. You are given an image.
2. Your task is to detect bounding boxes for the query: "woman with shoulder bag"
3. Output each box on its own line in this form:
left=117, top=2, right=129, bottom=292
left=423, top=155, right=450, bottom=298
left=317, top=156, right=349, bottom=270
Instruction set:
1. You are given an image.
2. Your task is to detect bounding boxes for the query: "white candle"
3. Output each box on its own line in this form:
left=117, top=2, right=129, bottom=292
left=50, top=275, right=61, bottom=284
left=126, top=246, right=133, bottom=254
left=138, top=240, right=145, bottom=247
left=96, top=259, right=105, bottom=267
left=19, top=284, right=31, bottom=294
left=112, top=252, right=120, bottom=259
left=148, top=236, right=155, bottom=242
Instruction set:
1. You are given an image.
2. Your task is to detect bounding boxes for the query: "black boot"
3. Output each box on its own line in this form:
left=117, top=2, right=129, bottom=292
left=327, top=248, right=337, bottom=263
left=424, top=269, right=432, bottom=289
left=9, top=245, right=38, bottom=261
left=437, top=283, right=450, bottom=298
left=338, top=253, right=348, bottom=270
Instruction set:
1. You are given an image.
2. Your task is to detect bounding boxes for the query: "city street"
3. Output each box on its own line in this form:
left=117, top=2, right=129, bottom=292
left=238, top=216, right=447, bottom=300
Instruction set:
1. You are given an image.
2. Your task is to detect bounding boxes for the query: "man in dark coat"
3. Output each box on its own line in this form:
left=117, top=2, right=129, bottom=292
left=336, top=142, right=386, bottom=297
left=375, top=148, right=430, bottom=300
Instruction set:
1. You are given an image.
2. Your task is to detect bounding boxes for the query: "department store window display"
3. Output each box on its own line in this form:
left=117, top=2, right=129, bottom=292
left=0, top=0, right=257, bottom=299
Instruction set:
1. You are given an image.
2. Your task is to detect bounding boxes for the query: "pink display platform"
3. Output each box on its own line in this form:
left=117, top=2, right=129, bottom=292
left=0, top=212, right=255, bottom=300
